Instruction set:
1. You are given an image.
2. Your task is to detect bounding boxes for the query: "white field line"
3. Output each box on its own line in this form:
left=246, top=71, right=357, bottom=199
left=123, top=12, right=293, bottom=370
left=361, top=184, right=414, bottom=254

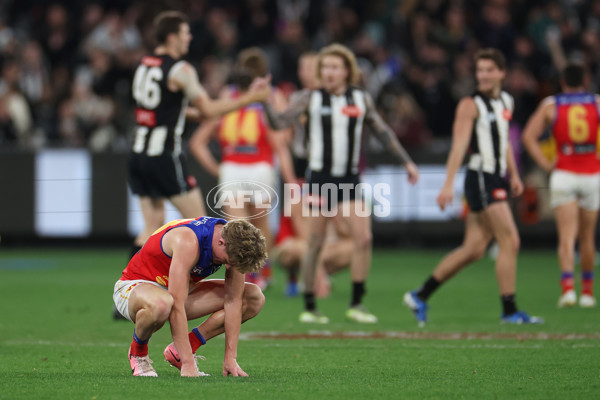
left=4, top=331, right=600, bottom=349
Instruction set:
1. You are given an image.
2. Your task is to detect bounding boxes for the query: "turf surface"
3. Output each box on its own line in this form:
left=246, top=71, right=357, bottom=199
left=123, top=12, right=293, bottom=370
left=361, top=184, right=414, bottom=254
left=0, top=248, right=598, bottom=399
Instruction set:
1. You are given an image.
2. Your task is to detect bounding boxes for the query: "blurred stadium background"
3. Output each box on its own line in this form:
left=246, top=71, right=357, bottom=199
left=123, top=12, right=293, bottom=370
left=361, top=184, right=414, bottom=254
left=2, top=2, right=600, bottom=398
left=0, top=0, right=596, bottom=246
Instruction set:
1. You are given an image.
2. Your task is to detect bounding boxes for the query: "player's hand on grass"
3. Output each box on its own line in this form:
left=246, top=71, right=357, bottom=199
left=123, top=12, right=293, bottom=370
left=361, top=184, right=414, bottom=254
left=223, top=359, right=248, bottom=377
left=437, top=184, right=453, bottom=211
left=181, top=361, right=200, bottom=377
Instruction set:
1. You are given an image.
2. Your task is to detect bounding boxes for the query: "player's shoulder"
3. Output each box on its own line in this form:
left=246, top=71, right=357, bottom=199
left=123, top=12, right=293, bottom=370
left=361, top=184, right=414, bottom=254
left=164, top=224, right=200, bottom=251
left=348, top=85, right=369, bottom=96
left=346, top=85, right=373, bottom=104
left=499, top=90, right=514, bottom=104
left=457, top=95, right=478, bottom=109
left=540, top=95, right=556, bottom=108
left=171, top=59, right=194, bottom=74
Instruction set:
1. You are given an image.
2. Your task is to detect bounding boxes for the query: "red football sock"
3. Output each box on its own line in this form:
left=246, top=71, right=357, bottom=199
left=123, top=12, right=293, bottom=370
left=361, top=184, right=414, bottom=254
left=188, top=328, right=206, bottom=353
left=130, top=339, right=148, bottom=357
left=582, top=273, right=594, bottom=296
left=561, top=273, right=574, bottom=294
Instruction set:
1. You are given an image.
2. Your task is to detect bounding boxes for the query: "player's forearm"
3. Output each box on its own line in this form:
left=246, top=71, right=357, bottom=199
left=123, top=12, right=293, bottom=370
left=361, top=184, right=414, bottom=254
left=523, top=136, right=554, bottom=172
left=199, top=97, right=248, bottom=119
left=223, top=300, right=243, bottom=360
left=443, top=147, right=466, bottom=187
left=276, top=144, right=297, bottom=184
left=169, top=306, right=195, bottom=364
left=365, top=108, right=413, bottom=165
left=376, top=127, right=413, bottom=165
left=192, top=145, right=220, bottom=177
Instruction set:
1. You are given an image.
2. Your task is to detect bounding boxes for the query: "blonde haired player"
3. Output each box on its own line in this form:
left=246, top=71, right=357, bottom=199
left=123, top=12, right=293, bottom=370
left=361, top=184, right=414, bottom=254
left=113, top=217, right=267, bottom=377
left=263, top=43, right=419, bottom=324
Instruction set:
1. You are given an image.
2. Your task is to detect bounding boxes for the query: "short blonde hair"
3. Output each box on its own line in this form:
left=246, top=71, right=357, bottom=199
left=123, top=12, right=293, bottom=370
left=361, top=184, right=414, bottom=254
left=317, top=43, right=361, bottom=85
left=222, top=219, right=267, bottom=274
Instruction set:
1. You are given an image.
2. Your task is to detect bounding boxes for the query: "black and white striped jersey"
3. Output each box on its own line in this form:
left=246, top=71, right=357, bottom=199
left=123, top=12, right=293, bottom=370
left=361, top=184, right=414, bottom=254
left=264, top=86, right=413, bottom=177
left=131, top=54, right=188, bottom=157
left=467, top=90, right=514, bottom=176
left=305, top=87, right=367, bottom=177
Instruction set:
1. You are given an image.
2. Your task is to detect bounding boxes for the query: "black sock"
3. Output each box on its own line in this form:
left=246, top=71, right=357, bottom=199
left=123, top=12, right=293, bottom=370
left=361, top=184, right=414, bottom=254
left=304, top=292, right=316, bottom=311
left=351, top=282, right=366, bottom=307
left=501, top=294, right=517, bottom=316
left=416, top=276, right=441, bottom=301
left=129, top=245, right=142, bottom=261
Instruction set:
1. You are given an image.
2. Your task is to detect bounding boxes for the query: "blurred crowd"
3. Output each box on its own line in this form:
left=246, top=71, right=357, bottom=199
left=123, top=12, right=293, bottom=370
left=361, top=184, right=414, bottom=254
left=0, top=0, right=598, bottom=154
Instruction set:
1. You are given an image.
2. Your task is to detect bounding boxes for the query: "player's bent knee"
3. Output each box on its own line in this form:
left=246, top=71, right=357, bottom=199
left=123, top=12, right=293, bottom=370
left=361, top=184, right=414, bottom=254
left=150, top=294, right=174, bottom=322
left=243, top=283, right=266, bottom=316
left=308, top=235, right=326, bottom=251
left=468, top=245, right=487, bottom=262
left=354, top=232, right=372, bottom=250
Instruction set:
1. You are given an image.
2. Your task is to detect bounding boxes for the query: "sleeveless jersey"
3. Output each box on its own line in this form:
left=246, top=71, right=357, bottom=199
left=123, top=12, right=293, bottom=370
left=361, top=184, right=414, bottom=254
left=306, top=87, right=367, bottom=177
left=131, top=54, right=188, bottom=157
left=468, top=90, right=514, bottom=176
left=552, top=92, right=600, bottom=174
left=121, top=216, right=227, bottom=287
left=218, top=88, right=273, bottom=165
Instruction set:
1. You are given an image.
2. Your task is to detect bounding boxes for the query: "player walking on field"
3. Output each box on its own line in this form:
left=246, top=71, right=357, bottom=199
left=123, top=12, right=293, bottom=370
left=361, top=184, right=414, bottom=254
left=522, top=63, right=599, bottom=308
left=113, top=217, right=267, bottom=377
left=264, top=43, right=419, bottom=324
left=404, top=48, right=543, bottom=325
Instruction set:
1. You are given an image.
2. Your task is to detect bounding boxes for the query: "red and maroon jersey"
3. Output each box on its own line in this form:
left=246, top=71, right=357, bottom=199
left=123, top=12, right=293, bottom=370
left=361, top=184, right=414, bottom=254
left=553, top=92, right=600, bottom=174
left=218, top=88, right=274, bottom=165
left=121, top=217, right=227, bottom=287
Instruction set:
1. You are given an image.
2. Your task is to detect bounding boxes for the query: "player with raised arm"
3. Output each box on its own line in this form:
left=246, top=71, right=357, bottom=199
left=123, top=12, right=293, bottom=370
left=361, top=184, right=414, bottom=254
left=263, top=43, right=419, bottom=324
left=403, top=48, right=543, bottom=325
left=522, top=63, right=599, bottom=308
left=127, top=11, right=269, bottom=260
left=113, top=217, right=267, bottom=377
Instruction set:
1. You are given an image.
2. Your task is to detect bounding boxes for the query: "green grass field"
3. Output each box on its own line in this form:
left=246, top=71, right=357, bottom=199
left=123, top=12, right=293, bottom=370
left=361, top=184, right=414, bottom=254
left=0, top=247, right=599, bottom=399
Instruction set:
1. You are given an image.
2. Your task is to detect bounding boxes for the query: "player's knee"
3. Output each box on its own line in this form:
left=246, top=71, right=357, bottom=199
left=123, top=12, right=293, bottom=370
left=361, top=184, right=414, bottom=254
left=508, top=234, right=520, bottom=253
left=467, top=244, right=487, bottom=262
left=244, top=283, right=265, bottom=316
left=151, top=294, right=174, bottom=322
left=308, top=233, right=326, bottom=250
left=354, top=231, right=372, bottom=250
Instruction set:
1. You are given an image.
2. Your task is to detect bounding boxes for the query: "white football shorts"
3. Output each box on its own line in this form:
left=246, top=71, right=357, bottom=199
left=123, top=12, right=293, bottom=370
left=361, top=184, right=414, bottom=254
left=550, top=169, right=600, bottom=211
left=113, top=279, right=166, bottom=322
left=218, top=161, right=276, bottom=205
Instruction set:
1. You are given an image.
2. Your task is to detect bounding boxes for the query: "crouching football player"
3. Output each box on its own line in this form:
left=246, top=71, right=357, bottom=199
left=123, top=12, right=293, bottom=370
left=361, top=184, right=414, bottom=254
left=113, top=217, right=267, bottom=377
